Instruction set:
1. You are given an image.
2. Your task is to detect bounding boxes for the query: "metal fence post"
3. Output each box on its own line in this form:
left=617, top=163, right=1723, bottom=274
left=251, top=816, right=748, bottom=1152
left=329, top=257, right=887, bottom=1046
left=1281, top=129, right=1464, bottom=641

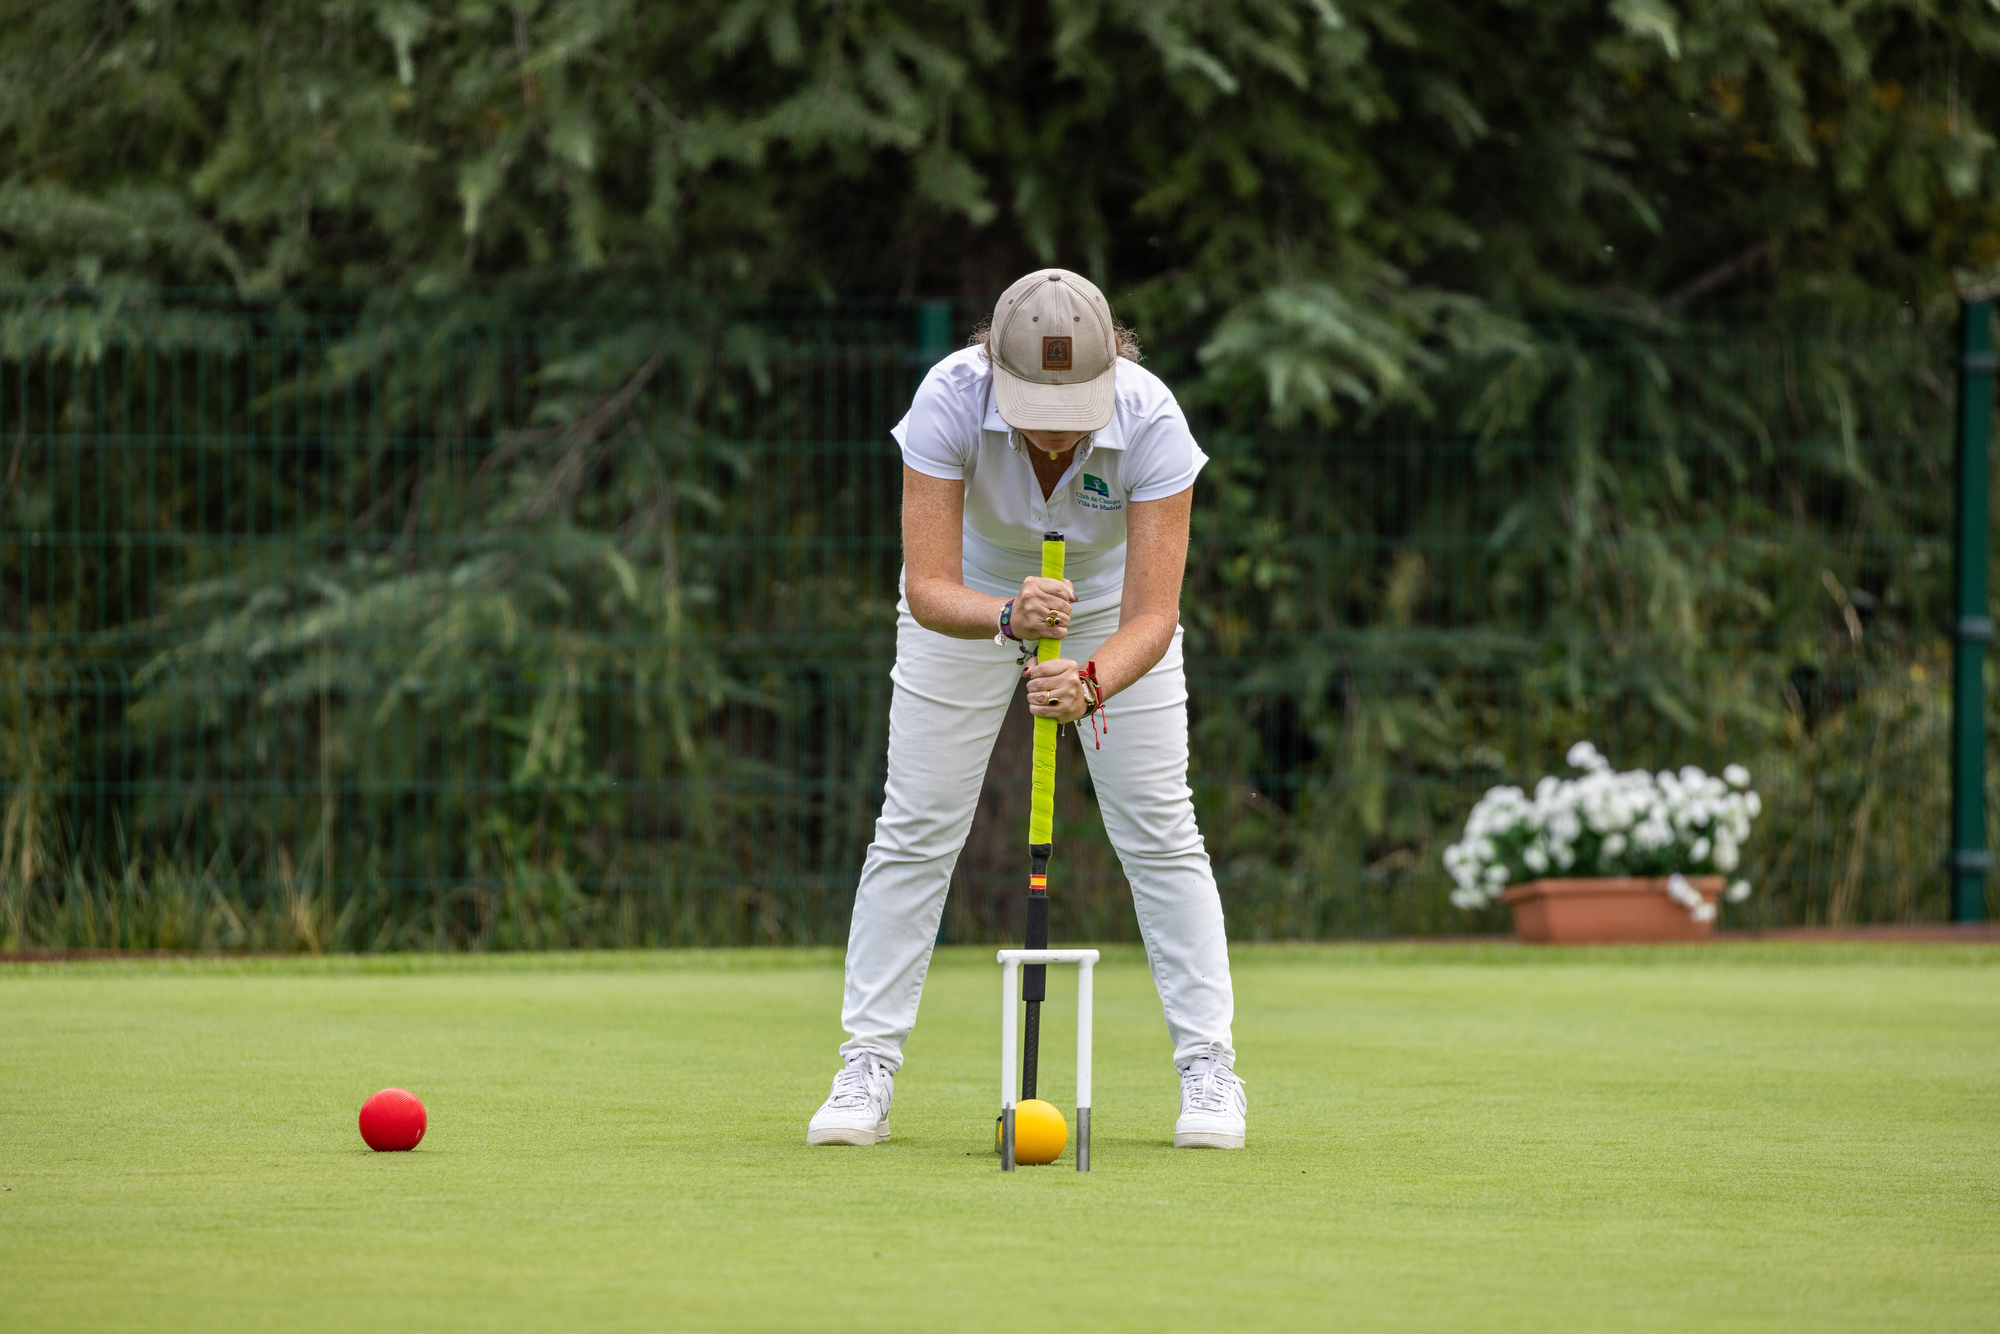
left=917, top=299, right=953, bottom=368
left=1950, top=299, right=1994, bottom=922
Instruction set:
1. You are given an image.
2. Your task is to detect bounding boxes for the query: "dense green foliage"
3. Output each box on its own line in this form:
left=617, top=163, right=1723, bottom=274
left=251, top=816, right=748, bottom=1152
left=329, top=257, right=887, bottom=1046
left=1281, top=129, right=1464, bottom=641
left=1, top=299, right=1986, bottom=949
left=2, top=4, right=1997, bottom=947
left=4, top=1, right=2000, bottom=414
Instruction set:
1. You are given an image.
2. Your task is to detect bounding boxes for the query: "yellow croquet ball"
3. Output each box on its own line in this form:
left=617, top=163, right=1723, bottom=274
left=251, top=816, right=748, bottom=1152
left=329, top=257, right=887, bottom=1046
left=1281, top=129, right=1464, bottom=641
left=995, top=1099, right=1068, bottom=1165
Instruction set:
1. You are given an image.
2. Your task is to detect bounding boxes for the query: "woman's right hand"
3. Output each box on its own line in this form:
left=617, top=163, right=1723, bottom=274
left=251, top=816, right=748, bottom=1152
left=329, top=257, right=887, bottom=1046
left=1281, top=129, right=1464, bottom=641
left=1012, top=575, right=1076, bottom=640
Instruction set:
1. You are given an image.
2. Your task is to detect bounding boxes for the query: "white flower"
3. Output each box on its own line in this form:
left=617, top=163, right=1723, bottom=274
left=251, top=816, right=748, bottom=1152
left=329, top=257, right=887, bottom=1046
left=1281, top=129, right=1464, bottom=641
left=1665, top=873, right=1714, bottom=921
left=1726, top=880, right=1752, bottom=902
left=1450, top=743, right=1760, bottom=913
left=1567, top=741, right=1607, bottom=771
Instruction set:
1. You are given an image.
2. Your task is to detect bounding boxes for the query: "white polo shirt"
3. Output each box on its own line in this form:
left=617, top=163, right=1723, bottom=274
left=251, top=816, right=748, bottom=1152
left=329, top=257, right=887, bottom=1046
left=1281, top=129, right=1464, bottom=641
left=892, top=346, right=1207, bottom=610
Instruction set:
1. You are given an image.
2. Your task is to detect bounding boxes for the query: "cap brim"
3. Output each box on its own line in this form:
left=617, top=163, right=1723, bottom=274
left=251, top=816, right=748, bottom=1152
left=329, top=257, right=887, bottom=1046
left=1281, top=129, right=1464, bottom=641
left=993, top=363, right=1116, bottom=432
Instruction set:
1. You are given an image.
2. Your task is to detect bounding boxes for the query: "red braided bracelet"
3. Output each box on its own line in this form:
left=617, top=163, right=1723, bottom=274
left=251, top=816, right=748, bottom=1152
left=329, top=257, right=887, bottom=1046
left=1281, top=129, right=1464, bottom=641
left=1079, top=660, right=1108, bottom=749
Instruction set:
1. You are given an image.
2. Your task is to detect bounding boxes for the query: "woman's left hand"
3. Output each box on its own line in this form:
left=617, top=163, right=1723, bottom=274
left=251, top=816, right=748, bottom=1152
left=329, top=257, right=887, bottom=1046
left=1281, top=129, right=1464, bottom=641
left=1024, top=656, right=1087, bottom=723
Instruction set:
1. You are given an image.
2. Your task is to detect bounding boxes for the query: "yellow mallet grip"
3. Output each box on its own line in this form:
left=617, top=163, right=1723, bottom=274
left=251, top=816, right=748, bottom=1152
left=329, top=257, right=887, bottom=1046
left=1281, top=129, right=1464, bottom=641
left=1029, top=532, right=1065, bottom=847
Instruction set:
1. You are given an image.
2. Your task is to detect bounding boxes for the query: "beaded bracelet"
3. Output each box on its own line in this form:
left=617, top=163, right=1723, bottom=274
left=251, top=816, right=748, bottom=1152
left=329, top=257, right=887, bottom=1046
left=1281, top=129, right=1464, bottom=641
left=993, top=599, right=1018, bottom=645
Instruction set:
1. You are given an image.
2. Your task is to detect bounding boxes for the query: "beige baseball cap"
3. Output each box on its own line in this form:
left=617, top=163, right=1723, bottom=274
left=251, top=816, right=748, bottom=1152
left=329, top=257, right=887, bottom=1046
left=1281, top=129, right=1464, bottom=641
left=989, top=268, right=1118, bottom=432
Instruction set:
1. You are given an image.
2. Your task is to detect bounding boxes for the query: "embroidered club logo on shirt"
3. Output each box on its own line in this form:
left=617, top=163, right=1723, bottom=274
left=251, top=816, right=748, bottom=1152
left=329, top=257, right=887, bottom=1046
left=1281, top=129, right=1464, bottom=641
left=1075, top=473, right=1122, bottom=511
left=1042, top=336, right=1072, bottom=371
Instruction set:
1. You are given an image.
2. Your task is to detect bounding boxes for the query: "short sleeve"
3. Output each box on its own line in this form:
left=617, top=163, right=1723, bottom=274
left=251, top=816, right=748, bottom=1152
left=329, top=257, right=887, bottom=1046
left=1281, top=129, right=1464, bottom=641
left=1123, top=394, right=1208, bottom=502
left=891, top=357, right=983, bottom=481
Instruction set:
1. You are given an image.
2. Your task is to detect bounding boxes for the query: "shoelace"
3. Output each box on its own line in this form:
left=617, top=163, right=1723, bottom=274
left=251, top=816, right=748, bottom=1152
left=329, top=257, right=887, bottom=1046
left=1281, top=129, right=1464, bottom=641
left=1181, top=1054, right=1243, bottom=1115
left=826, top=1059, right=888, bottom=1111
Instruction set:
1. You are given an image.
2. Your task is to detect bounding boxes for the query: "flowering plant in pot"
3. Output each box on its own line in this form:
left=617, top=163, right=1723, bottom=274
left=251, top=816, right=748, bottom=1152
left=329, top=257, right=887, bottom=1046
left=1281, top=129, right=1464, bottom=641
left=1443, top=742, right=1761, bottom=943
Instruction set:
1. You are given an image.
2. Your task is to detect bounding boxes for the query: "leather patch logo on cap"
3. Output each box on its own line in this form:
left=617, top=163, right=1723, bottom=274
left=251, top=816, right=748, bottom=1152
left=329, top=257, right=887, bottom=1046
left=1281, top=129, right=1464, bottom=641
left=1041, top=336, right=1072, bottom=371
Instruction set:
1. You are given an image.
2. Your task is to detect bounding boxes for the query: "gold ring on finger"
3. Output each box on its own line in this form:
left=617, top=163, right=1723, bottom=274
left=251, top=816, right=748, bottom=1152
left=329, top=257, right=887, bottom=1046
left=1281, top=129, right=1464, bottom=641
left=1044, top=612, right=1061, bottom=626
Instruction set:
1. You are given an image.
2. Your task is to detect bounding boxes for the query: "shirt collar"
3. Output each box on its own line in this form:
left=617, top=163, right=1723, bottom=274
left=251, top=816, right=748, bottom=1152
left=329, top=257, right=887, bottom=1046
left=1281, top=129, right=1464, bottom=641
left=1007, top=428, right=1097, bottom=467
left=983, top=364, right=1128, bottom=451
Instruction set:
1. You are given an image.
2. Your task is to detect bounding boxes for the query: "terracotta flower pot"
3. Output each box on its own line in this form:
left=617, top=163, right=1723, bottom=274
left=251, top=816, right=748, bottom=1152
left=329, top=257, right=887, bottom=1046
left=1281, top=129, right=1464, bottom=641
left=1499, top=876, right=1725, bottom=944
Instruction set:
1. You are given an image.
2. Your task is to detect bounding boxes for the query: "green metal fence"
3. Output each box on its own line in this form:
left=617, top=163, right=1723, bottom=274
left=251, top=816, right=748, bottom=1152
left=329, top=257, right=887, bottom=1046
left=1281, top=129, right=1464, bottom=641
left=1, top=290, right=1991, bottom=949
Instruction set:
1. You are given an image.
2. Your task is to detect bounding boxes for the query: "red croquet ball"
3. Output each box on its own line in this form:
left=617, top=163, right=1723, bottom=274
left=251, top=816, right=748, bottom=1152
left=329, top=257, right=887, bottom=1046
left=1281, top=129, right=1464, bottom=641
left=358, top=1088, right=427, bottom=1152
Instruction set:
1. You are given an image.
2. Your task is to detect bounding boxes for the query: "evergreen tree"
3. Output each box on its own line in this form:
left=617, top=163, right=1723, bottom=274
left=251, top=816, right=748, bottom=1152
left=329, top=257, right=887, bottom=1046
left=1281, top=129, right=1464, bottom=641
left=3, top=1, right=1996, bottom=406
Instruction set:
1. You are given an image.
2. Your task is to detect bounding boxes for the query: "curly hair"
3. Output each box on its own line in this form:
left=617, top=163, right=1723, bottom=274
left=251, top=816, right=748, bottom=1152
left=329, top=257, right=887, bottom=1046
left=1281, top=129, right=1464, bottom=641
left=969, top=318, right=1143, bottom=364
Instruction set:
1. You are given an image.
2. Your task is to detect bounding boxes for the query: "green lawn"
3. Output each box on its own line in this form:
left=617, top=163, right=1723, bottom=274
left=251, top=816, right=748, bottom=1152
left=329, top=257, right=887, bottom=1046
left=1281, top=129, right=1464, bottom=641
left=3, top=944, right=1997, bottom=1332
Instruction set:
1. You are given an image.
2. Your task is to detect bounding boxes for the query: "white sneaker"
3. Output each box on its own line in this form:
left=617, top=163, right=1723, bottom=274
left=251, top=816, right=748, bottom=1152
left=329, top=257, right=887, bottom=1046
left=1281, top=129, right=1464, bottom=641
left=806, top=1053, right=894, bottom=1146
left=1174, top=1048, right=1247, bottom=1149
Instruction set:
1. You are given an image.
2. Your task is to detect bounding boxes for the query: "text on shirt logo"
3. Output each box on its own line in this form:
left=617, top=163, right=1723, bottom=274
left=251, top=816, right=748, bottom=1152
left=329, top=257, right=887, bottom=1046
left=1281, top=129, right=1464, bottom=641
left=1075, top=474, right=1122, bottom=511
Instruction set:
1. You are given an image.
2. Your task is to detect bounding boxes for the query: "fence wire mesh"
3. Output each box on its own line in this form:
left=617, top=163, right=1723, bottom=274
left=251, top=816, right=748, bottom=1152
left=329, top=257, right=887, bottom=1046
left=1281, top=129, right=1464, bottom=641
left=1, top=291, right=1992, bottom=949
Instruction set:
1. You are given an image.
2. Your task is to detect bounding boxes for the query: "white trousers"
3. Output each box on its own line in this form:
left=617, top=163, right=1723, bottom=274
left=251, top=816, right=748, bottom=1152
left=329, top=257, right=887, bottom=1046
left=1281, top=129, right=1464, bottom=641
left=838, top=602, right=1236, bottom=1073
